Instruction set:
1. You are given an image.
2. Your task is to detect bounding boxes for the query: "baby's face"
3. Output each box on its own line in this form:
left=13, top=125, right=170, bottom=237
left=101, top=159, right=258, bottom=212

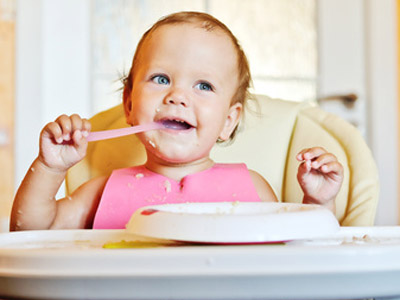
left=125, top=23, right=241, bottom=164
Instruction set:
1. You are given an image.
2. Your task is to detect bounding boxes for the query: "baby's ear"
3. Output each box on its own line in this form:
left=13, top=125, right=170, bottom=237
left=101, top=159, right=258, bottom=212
left=219, top=102, right=242, bottom=141
left=123, top=86, right=132, bottom=121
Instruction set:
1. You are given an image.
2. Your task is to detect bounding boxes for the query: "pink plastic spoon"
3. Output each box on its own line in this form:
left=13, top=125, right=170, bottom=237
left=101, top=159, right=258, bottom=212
left=86, top=122, right=165, bottom=142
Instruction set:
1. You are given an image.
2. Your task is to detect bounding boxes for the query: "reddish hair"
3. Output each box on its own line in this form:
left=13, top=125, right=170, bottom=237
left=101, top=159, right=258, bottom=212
left=123, top=11, right=252, bottom=141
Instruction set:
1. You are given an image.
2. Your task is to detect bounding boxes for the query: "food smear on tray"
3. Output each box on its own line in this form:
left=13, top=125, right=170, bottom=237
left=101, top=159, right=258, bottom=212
left=103, top=239, right=186, bottom=249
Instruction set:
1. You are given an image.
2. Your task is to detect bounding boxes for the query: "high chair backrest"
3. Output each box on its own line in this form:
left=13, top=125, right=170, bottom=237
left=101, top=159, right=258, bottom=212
left=66, top=94, right=379, bottom=226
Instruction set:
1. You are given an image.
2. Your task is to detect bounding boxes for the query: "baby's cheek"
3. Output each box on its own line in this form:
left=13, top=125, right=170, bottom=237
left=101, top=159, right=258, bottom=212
left=139, top=131, right=159, bottom=148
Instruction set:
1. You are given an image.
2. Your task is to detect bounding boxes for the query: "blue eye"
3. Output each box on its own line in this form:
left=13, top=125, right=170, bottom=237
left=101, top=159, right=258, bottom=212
left=196, top=82, right=213, bottom=91
left=152, top=75, right=170, bottom=85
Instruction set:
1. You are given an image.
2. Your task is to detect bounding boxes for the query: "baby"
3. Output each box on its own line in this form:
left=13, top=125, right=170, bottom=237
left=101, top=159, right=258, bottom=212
left=10, top=11, right=343, bottom=230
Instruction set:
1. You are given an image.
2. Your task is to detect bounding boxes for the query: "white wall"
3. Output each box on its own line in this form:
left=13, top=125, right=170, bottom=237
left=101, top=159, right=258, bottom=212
left=15, top=0, right=91, bottom=193
left=318, top=0, right=367, bottom=135
left=365, top=0, right=399, bottom=225
left=318, top=0, right=398, bottom=225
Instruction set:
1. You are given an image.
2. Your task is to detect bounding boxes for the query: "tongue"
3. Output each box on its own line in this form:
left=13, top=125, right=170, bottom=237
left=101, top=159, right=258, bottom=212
left=162, top=120, right=192, bottom=130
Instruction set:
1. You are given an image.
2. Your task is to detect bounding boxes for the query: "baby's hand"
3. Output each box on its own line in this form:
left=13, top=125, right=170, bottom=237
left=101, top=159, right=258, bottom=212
left=296, top=147, right=343, bottom=209
left=39, top=114, right=91, bottom=172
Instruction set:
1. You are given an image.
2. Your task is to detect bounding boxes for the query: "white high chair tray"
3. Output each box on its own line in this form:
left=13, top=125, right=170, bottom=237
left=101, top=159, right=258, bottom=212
left=1, top=227, right=400, bottom=299
left=126, top=202, right=340, bottom=243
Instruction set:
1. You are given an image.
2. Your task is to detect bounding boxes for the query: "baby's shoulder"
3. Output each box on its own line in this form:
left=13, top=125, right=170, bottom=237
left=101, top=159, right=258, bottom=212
left=74, top=175, right=109, bottom=196
left=248, top=169, right=278, bottom=203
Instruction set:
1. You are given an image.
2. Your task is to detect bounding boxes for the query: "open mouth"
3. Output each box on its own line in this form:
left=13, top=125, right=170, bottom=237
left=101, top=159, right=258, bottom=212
left=160, top=119, right=194, bottom=130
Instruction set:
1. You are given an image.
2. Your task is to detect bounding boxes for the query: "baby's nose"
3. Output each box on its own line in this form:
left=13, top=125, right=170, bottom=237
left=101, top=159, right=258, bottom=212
left=164, top=93, right=189, bottom=107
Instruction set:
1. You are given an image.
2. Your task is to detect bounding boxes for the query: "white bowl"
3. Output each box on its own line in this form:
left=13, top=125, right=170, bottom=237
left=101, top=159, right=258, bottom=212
left=126, top=202, right=340, bottom=244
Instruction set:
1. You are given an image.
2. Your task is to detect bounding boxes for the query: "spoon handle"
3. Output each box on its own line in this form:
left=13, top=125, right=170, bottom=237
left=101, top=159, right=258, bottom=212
left=86, top=123, right=164, bottom=142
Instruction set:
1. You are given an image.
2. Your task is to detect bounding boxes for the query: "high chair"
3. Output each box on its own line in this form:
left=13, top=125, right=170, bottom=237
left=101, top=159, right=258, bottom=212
left=66, top=94, right=379, bottom=226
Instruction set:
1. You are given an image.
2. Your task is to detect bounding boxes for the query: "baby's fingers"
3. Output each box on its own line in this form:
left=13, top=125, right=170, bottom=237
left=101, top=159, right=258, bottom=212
left=310, top=153, right=343, bottom=180
left=42, top=121, right=64, bottom=144
left=55, top=114, right=74, bottom=141
left=50, top=114, right=90, bottom=144
left=298, top=159, right=312, bottom=174
left=309, top=153, right=337, bottom=169
left=296, top=147, right=327, bottom=161
left=319, top=161, right=344, bottom=177
left=70, top=114, right=91, bottom=143
left=70, top=114, right=91, bottom=138
left=71, top=130, right=88, bottom=153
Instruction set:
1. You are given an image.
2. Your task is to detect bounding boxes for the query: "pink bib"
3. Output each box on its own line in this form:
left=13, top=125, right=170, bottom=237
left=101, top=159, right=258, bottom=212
left=92, top=163, right=261, bottom=229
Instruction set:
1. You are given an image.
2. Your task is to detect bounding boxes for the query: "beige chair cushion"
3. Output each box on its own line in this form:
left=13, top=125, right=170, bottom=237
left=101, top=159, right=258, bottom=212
left=286, top=107, right=379, bottom=226
left=66, top=94, right=379, bottom=226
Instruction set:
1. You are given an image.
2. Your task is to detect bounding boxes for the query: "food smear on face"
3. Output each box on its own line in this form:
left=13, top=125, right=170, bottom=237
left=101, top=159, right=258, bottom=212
left=148, top=140, right=156, bottom=148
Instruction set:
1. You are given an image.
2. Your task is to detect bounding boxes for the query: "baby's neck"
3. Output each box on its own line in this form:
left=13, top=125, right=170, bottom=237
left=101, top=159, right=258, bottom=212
left=145, top=157, right=214, bottom=182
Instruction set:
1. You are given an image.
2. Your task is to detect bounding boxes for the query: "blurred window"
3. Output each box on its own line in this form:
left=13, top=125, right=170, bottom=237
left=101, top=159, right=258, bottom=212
left=91, top=0, right=317, bottom=113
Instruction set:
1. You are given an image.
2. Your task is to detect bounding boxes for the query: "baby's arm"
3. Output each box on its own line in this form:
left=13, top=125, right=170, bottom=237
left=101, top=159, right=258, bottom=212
left=48, top=176, right=108, bottom=229
left=296, top=147, right=344, bottom=212
left=249, top=170, right=278, bottom=202
left=10, top=114, right=103, bottom=230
